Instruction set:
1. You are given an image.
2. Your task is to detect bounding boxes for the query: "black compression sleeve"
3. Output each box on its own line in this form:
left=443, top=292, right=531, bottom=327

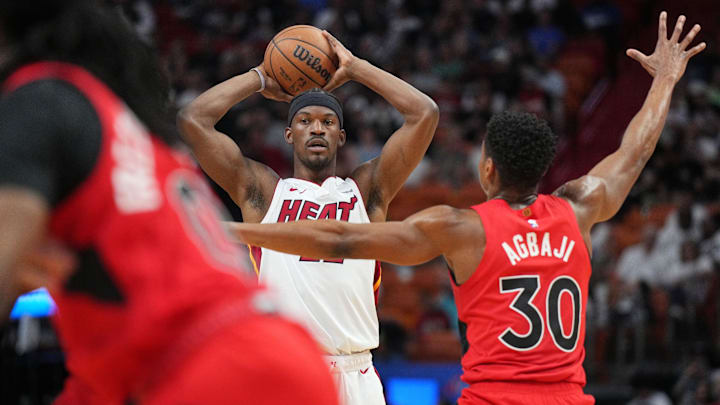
left=0, top=80, right=101, bottom=207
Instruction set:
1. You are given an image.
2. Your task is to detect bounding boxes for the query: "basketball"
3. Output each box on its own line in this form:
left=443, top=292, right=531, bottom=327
left=263, top=25, right=339, bottom=96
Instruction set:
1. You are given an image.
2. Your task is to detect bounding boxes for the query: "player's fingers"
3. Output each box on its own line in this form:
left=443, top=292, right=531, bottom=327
left=680, top=24, right=701, bottom=50
left=670, top=15, right=686, bottom=43
left=322, top=30, right=352, bottom=67
left=626, top=49, right=648, bottom=63
left=323, top=77, right=341, bottom=92
left=322, top=30, right=340, bottom=50
left=686, top=42, right=707, bottom=58
left=658, top=11, right=668, bottom=41
left=324, top=79, right=344, bottom=92
left=323, top=67, right=345, bottom=91
left=323, top=81, right=337, bottom=92
left=267, top=81, right=293, bottom=102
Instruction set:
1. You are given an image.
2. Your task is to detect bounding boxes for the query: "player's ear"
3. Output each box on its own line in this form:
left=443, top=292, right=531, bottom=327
left=338, top=129, right=346, bottom=147
left=486, top=157, right=497, bottom=179
left=479, top=157, right=495, bottom=183
left=284, top=127, right=293, bottom=145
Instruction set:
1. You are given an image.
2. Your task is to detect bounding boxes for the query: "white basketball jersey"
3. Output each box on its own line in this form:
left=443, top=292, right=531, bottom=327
left=250, top=177, right=380, bottom=355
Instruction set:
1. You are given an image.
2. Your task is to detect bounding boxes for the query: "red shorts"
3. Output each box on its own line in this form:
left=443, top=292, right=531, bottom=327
left=140, top=315, right=339, bottom=405
left=459, top=381, right=595, bottom=405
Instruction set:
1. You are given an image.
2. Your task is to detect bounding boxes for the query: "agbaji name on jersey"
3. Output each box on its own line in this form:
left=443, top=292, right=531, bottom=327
left=501, top=232, right=577, bottom=266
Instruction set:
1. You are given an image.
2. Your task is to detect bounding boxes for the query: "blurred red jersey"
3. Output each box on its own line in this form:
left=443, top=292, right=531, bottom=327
left=451, top=195, right=592, bottom=402
left=4, top=62, right=260, bottom=401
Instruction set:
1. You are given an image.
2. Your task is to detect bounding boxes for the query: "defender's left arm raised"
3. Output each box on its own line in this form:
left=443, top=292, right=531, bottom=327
left=322, top=31, right=439, bottom=219
left=556, top=12, right=705, bottom=230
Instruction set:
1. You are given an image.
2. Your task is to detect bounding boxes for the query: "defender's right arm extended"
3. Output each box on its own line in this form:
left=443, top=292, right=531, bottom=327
left=228, top=205, right=473, bottom=267
left=177, top=68, right=289, bottom=221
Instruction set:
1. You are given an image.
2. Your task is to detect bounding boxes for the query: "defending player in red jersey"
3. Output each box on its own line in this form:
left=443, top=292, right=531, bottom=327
left=0, top=2, right=338, bottom=405
left=228, top=12, right=705, bottom=404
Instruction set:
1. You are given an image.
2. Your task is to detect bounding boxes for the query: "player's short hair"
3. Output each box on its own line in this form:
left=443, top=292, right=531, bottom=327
left=485, top=111, right=557, bottom=191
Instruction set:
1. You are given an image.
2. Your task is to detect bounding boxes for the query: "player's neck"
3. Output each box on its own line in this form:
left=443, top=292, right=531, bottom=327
left=293, top=162, right=336, bottom=184
left=489, top=189, right=538, bottom=209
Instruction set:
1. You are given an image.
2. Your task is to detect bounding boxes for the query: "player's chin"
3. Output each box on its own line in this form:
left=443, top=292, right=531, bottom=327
left=302, top=154, right=332, bottom=171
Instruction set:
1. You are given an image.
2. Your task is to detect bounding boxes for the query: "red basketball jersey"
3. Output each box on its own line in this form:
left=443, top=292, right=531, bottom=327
left=4, top=62, right=260, bottom=400
left=451, top=195, right=591, bottom=394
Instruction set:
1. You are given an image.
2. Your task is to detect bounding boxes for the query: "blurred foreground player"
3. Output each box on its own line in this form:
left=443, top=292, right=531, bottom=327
left=0, top=2, right=338, bottom=405
left=229, top=12, right=705, bottom=405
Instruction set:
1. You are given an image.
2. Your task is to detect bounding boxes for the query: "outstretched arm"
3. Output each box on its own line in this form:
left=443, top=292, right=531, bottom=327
left=177, top=67, right=291, bottom=222
left=322, top=32, right=439, bottom=220
left=229, top=205, right=467, bottom=266
left=557, top=12, right=705, bottom=232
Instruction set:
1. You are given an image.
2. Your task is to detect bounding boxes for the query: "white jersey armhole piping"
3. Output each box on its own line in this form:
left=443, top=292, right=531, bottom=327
left=345, top=177, right=371, bottom=224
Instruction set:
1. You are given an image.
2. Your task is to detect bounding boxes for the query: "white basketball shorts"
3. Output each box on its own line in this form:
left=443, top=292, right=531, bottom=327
left=325, top=351, right=385, bottom=405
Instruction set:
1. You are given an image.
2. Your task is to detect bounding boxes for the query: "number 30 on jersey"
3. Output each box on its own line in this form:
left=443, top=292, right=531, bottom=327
left=498, top=275, right=581, bottom=352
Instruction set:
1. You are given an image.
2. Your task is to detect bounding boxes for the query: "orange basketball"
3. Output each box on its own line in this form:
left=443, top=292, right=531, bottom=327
left=263, top=25, right=339, bottom=96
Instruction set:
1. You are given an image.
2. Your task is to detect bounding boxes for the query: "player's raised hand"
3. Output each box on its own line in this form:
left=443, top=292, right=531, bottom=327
left=255, top=65, right=293, bottom=103
left=321, top=30, right=357, bottom=91
left=626, top=12, right=706, bottom=83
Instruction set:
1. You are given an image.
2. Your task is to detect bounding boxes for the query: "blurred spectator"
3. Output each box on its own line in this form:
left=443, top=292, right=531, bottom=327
left=656, top=195, right=706, bottom=245
left=120, top=0, right=156, bottom=43
left=614, top=225, right=658, bottom=311
left=628, top=368, right=674, bottom=405
left=627, top=389, right=673, bottom=405
left=352, top=126, right=383, bottom=163
left=528, top=10, right=566, bottom=59
left=175, top=68, right=210, bottom=107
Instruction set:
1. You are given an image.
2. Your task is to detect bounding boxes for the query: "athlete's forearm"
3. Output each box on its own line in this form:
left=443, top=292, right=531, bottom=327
left=618, top=76, right=676, bottom=167
left=581, top=76, right=677, bottom=223
left=228, top=220, right=358, bottom=260
left=0, top=189, right=49, bottom=324
left=588, top=76, right=675, bottom=181
left=347, top=59, right=437, bottom=124
left=228, top=212, right=446, bottom=266
left=178, top=71, right=262, bottom=132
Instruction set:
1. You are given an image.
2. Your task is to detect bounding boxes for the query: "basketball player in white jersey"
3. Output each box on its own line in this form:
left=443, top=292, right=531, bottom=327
left=177, top=31, right=439, bottom=405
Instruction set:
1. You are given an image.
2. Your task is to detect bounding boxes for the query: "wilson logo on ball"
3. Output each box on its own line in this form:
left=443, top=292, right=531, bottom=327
left=263, top=25, right=338, bottom=95
left=292, top=45, right=332, bottom=82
